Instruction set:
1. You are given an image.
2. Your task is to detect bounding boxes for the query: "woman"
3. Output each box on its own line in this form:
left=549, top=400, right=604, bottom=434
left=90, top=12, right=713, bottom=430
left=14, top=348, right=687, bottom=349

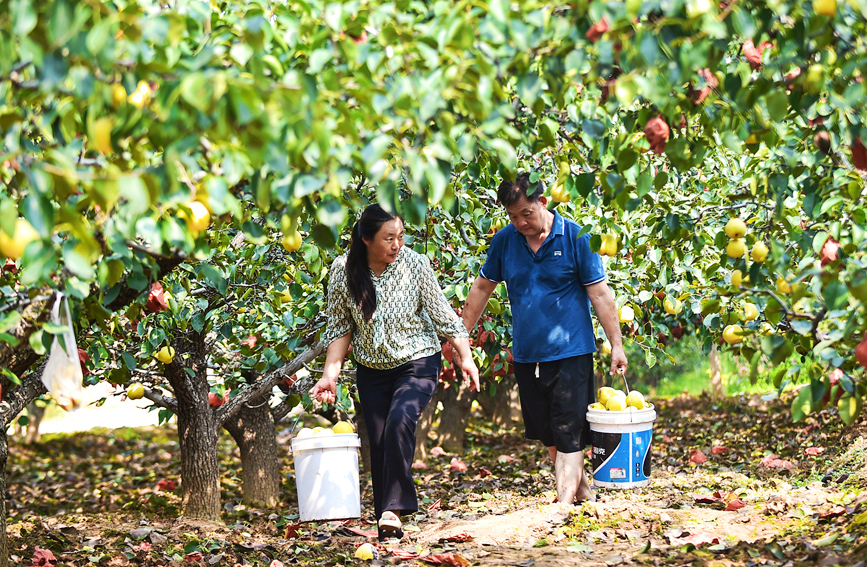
left=312, top=204, right=480, bottom=541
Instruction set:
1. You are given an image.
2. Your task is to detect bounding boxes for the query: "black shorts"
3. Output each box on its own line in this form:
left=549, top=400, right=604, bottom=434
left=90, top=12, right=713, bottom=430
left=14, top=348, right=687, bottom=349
left=513, top=354, right=595, bottom=453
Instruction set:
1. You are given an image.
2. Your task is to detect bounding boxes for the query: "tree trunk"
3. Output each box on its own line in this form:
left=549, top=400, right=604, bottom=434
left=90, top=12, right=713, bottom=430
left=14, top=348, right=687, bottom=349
left=477, top=374, right=519, bottom=428
left=23, top=402, right=44, bottom=445
left=165, top=335, right=221, bottom=521
left=223, top=394, right=280, bottom=508
left=710, top=344, right=723, bottom=399
left=436, top=381, right=473, bottom=454
left=355, top=399, right=371, bottom=476
left=0, top=428, right=9, bottom=566
left=414, top=382, right=443, bottom=462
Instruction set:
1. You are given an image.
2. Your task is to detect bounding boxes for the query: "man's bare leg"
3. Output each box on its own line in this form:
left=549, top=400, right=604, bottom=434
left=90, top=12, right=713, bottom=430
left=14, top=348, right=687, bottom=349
left=550, top=446, right=594, bottom=503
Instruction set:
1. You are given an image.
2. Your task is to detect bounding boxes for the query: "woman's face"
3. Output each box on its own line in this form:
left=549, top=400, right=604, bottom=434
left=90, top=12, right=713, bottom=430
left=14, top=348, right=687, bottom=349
left=364, top=218, right=404, bottom=266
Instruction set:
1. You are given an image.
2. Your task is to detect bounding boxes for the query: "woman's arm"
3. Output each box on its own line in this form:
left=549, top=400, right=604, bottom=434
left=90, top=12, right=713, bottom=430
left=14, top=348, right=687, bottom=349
left=311, top=333, right=352, bottom=404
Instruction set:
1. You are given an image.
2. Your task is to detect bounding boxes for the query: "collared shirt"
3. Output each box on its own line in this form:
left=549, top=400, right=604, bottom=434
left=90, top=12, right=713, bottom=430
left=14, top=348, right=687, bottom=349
left=480, top=210, right=606, bottom=364
left=322, top=246, right=468, bottom=370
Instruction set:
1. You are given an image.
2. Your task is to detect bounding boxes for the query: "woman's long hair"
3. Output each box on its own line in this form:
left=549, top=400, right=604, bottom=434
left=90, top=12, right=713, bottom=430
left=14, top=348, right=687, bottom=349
left=345, top=204, right=398, bottom=322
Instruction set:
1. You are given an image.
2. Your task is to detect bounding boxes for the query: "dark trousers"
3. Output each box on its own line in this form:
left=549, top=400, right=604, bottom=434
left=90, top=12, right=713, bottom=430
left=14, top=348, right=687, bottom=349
left=356, top=353, right=440, bottom=520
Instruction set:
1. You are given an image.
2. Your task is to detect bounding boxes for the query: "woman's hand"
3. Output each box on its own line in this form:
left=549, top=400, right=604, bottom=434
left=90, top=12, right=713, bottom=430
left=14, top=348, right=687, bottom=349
left=311, top=377, right=337, bottom=404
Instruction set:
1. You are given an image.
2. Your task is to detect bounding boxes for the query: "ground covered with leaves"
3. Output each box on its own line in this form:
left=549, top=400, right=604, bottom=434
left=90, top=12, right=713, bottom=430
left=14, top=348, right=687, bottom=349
left=7, top=391, right=867, bottom=567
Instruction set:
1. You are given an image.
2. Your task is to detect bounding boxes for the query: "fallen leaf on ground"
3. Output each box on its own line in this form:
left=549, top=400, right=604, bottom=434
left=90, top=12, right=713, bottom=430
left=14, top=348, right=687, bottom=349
left=156, top=478, right=177, bottom=491
left=427, top=498, right=442, bottom=511
left=342, top=526, right=378, bottom=537
left=430, top=447, right=446, bottom=457
left=449, top=457, right=467, bottom=472
left=389, top=549, right=420, bottom=560
left=184, top=552, right=203, bottom=562
left=804, top=447, right=825, bottom=456
left=478, top=466, right=492, bottom=477
left=497, top=454, right=516, bottom=463
left=725, top=499, right=746, bottom=511
left=760, top=454, right=794, bottom=469
left=669, top=532, right=721, bottom=546
left=32, top=548, right=57, bottom=567
left=420, top=552, right=470, bottom=566
left=711, top=446, right=729, bottom=455
left=819, top=506, right=847, bottom=519
left=439, top=532, right=474, bottom=543
left=284, top=524, right=302, bottom=538
left=689, top=450, right=707, bottom=464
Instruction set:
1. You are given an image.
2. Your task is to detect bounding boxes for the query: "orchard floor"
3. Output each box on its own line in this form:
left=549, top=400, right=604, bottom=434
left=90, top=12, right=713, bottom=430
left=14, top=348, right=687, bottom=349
left=6, top=392, right=867, bottom=567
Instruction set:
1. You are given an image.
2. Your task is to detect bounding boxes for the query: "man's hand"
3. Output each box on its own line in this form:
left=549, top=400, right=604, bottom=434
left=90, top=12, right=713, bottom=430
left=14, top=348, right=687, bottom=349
left=610, top=344, right=627, bottom=376
left=311, top=377, right=337, bottom=404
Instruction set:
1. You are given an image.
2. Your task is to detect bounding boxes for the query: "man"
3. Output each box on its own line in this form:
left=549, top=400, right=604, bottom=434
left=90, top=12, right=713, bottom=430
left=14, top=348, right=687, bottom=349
left=459, top=172, right=627, bottom=504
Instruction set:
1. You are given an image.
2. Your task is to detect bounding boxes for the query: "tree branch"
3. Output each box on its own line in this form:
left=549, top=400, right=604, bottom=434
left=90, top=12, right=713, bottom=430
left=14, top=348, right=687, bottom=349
left=214, top=341, right=325, bottom=428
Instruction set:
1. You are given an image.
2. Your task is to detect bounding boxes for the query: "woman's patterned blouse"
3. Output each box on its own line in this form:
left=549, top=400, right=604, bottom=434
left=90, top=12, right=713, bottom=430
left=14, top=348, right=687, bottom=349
left=321, top=246, right=468, bottom=370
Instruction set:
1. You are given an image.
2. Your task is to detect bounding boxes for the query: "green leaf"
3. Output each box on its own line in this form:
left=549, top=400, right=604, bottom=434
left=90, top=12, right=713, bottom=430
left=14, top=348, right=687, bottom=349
left=13, top=0, right=37, bottom=36
left=765, top=91, right=788, bottom=123
left=837, top=395, right=862, bottom=426
left=791, top=385, right=812, bottom=422
left=645, top=350, right=657, bottom=368
left=0, top=311, right=21, bottom=334
left=315, top=198, right=347, bottom=226
left=29, top=329, right=46, bottom=356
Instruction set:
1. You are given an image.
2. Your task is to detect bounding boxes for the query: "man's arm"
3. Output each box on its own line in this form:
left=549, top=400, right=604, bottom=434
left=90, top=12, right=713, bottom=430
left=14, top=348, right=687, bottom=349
left=461, top=276, right=498, bottom=333
left=586, top=281, right=627, bottom=376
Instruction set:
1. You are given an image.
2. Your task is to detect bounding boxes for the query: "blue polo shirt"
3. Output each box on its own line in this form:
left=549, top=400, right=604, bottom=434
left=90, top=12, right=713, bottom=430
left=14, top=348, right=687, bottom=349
left=480, top=210, right=606, bottom=364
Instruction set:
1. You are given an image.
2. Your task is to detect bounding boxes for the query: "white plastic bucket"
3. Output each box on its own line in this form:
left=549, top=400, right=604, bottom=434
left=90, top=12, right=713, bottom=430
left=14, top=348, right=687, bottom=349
left=586, top=405, right=656, bottom=489
left=290, top=433, right=362, bottom=522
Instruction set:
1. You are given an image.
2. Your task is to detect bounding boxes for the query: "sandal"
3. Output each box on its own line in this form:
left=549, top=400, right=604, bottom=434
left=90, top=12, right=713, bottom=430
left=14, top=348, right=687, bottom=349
left=377, top=511, right=402, bottom=535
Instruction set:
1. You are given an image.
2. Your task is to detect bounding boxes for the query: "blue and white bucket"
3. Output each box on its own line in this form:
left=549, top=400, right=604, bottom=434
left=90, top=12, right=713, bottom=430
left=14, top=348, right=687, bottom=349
left=587, top=405, right=656, bottom=489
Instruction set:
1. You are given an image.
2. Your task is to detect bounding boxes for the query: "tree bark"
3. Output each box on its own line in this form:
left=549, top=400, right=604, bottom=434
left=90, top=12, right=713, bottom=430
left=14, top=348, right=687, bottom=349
left=355, top=400, right=372, bottom=475
left=477, top=374, right=520, bottom=428
left=223, top=392, right=281, bottom=508
left=436, top=381, right=473, bottom=454
left=710, top=344, right=723, bottom=399
left=414, top=382, right=443, bottom=462
left=164, top=334, right=221, bottom=521
left=22, top=402, right=45, bottom=445
left=0, top=428, right=9, bottom=566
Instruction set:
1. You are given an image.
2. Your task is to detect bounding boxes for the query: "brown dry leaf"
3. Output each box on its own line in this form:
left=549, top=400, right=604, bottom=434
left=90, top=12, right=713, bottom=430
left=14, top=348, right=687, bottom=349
left=689, top=449, right=707, bottom=464
left=421, top=552, right=470, bottom=566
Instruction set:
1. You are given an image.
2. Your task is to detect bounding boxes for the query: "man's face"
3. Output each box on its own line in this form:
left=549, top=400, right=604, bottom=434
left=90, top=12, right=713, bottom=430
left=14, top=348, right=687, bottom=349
left=505, top=195, right=548, bottom=238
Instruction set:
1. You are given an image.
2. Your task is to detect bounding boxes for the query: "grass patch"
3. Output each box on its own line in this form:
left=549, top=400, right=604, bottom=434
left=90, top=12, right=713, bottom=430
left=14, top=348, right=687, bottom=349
left=622, top=335, right=777, bottom=399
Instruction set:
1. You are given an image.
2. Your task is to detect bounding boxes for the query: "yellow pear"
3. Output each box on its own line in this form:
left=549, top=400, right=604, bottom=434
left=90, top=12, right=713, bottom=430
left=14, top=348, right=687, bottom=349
left=726, top=238, right=746, bottom=258
left=626, top=391, right=646, bottom=409
left=751, top=241, right=769, bottom=263
left=725, top=218, right=747, bottom=239
left=722, top=325, right=744, bottom=344
left=664, top=298, right=682, bottom=315
left=741, top=303, right=759, bottom=321
left=182, top=201, right=211, bottom=233
left=332, top=421, right=355, bottom=434
left=597, top=386, right=616, bottom=404
left=155, top=345, right=175, bottom=364
left=282, top=230, right=303, bottom=252
left=0, top=217, right=39, bottom=260
left=731, top=269, right=746, bottom=288
left=606, top=396, right=627, bottom=411
left=618, top=305, right=635, bottom=323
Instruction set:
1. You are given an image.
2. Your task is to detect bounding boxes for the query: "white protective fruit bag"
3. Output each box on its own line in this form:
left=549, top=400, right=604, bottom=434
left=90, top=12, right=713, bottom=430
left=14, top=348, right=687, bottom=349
left=41, top=292, right=84, bottom=410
